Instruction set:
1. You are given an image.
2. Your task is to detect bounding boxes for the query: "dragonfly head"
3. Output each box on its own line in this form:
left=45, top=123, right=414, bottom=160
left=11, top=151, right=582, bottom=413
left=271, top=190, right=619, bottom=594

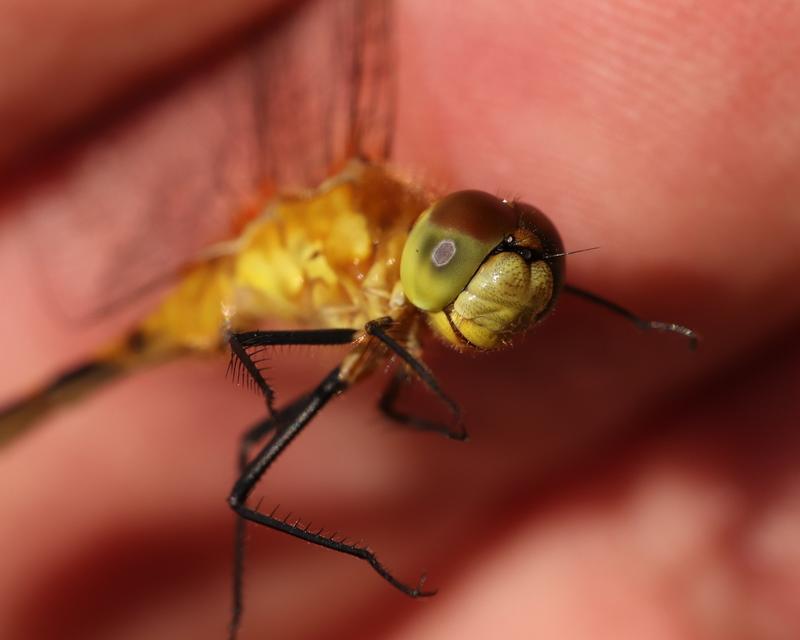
left=400, top=191, right=565, bottom=350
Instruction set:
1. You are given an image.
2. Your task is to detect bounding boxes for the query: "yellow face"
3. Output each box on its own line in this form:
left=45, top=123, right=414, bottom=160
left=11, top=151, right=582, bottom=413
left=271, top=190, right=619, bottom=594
left=400, top=191, right=565, bottom=350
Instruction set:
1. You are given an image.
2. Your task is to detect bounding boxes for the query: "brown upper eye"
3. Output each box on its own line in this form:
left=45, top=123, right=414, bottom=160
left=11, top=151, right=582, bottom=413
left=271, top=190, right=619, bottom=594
left=400, top=191, right=519, bottom=312
left=428, top=191, right=519, bottom=242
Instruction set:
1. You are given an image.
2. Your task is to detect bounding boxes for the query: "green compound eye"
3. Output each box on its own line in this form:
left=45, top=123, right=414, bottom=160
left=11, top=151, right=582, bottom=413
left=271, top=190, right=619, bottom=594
left=401, top=191, right=519, bottom=311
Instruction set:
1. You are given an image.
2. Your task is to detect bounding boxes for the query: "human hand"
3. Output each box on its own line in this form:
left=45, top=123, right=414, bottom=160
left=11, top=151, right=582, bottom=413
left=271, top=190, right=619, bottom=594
left=1, top=2, right=799, bottom=639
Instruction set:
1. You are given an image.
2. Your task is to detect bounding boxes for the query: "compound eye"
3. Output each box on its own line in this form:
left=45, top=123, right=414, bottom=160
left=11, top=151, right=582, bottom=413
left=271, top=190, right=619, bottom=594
left=400, top=190, right=518, bottom=311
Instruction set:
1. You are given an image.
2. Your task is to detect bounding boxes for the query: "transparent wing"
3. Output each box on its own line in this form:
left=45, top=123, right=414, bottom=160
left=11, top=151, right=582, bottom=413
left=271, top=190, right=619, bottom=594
left=5, top=0, right=394, bottom=321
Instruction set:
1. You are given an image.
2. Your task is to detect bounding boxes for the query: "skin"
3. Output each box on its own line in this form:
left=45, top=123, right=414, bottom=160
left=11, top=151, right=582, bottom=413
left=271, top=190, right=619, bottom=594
left=1, top=1, right=800, bottom=638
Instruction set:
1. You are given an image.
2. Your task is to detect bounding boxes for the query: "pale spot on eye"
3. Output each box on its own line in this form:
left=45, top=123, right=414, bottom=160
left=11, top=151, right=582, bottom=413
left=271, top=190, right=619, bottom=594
left=431, top=239, right=456, bottom=267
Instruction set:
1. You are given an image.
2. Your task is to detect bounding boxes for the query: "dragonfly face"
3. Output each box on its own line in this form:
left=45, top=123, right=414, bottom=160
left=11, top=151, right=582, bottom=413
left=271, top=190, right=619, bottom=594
left=401, top=191, right=565, bottom=350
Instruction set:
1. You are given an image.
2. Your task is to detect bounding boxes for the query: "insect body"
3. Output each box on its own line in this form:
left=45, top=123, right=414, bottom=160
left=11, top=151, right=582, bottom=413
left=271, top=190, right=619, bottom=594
left=0, top=160, right=423, bottom=440
left=217, top=160, right=696, bottom=638
left=0, top=158, right=697, bottom=639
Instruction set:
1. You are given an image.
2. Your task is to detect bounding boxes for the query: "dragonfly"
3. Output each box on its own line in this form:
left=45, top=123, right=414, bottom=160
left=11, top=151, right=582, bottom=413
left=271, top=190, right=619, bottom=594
left=0, top=1, right=698, bottom=638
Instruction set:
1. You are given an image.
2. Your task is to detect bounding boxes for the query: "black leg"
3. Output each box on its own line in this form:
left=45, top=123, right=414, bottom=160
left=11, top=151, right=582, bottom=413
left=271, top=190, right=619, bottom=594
left=563, top=285, right=700, bottom=350
left=229, top=393, right=312, bottom=640
left=228, top=328, right=358, bottom=639
left=379, top=369, right=465, bottom=440
left=230, top=418, right=275, bottom=640
left=366, top=318, right=468, bottom=441
left=228, top=328, right=357, bottom=414
left=227, top=365, right=435, bottom=638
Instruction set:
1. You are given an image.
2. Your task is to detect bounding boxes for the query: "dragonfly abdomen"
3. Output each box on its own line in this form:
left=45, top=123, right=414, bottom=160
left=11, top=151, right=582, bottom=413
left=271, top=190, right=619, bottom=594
left=0, top=359, right=123, bottom=445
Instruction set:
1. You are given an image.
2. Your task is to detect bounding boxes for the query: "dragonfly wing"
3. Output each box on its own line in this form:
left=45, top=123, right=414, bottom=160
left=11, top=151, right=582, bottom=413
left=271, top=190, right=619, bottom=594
left=249, top=0, right=395, bottom=191
left=4, top=0, right=395, bottom=321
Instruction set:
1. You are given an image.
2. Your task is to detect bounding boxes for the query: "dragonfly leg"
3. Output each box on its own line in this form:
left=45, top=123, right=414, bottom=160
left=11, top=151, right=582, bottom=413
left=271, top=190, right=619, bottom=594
left=228, top=327, right=383, bottom=639
left=227, top=364, right=435, bottom=638
left=229, top=394, right=310, bottom=640
left=562, top=284, right=700, bottom=350
left=230, top=419, right=273, bottom=640
left=229, top=328, right=357, bottom=414
left=378, top=369, right=467, bottom=441
left=366, top=318, right=468, bottom=441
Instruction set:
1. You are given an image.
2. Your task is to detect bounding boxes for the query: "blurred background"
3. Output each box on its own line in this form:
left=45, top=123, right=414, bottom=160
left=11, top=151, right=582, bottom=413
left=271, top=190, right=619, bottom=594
left=1, top=1, right=799, bottom=638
